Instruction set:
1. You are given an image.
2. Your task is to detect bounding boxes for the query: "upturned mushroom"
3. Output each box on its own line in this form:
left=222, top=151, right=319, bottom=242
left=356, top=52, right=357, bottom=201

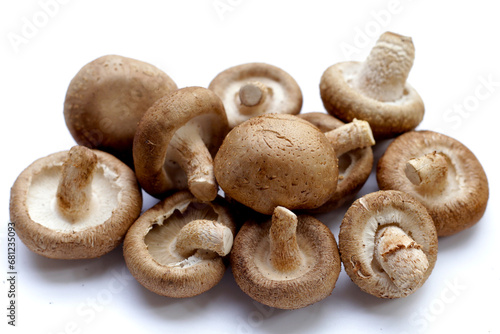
left=214, top=113, right=374, bottom=215
left=9, top=145, right=142, bottom=259
left=208, top=62, right=303, bottom=128
left=298, top=112, right=374, bottom=212
left=123, top=190, right=235, bottom=298
left=339, top=190, right=438, bottom=298
left=64, top=55, right=177, bottom=165
left=377, top=130, right=489, bottom=236
left=133, top=86, right=229, bottom=202
left=320, top=31, right=424, bottom=139
left=231, top=206, right=341, bottom=309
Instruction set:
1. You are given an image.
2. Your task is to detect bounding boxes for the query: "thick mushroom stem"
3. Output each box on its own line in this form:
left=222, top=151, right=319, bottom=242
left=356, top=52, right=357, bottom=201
left=324, top=119, right=375, bottom=156
left=238, top=81, right=269, bottom=116
left=405, top=152, right=448, bottom=192
left=175, top=219, right=233, bottom=258
left=375, top=226, right=429, bottom=294
left=354, top=32, right=415, bottom=102
left=169, top=125, right=218, bottom=202
left=269, top=206, right=302, bottom=273
left=56, top=146, right=98, bottom=222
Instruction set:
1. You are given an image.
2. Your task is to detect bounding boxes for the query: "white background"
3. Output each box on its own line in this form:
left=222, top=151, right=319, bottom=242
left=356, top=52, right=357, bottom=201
left=1, top=1, right=499, bottom=333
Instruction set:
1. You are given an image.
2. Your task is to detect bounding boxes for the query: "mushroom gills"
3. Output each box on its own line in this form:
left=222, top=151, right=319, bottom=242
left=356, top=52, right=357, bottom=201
left=144, top=202, right=226, bottom=267
left=27, top=163, right=120, bottom=232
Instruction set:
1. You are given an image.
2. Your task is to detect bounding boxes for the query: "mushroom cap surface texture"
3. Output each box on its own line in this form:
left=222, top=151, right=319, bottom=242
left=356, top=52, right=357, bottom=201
left=64, top=54, right=177, bottom=165
left=298, top=112, right=373, bottom=212
left=230, top=213, right=341, bottom=309
left=208, top=62, right=303, bottom=128
left=214, top=113, right=338, bottom=215
left=339, top=190, right=438, bottom=299
left=133, top=86, right=228, bottom=199
left=377, top=130, right=489, bottom=236
left=123, top=191, right=235, bottom=298
left=320, top=63, right=423, bottom=139
left=10, top=148, right=142, bottom=259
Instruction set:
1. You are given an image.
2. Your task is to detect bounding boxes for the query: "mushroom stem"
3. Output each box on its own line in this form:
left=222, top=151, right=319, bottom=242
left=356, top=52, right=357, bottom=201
left=175, top=219, right=233, bottom=258
left=238, top=81, right=269, bottom=115
left=169, top=125, right=218, bottom=202
left=56, top=146, right=98, bottom=222
left=354, top=31, right=415, bottom=102
left=374, top=226, right=429, bottom=294
left=269, top=206, right=302, bottom=273
left=405, top=152, right=448, bottom=192
left=324, top=119, right=375, bottom=156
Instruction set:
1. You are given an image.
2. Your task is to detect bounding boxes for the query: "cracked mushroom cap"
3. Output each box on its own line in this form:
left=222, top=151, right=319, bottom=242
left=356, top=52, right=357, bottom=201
left=339, top=190, right=438, bottom=298
left=9, top=146, right=142, bottom=259
left=123, top=190, right=235, bottom=298
left=298, top=112, right=373, bottom=212
left=231, top=206, right=341, bottom=309
left=64, top=55, right=177, bottom=165
left=320, top=32, right=424, bottom=139
left=377, top=130, right=489, bottom=236
left=133, top=86, right=229, bottom=202
left=214, top=113, right=338, bottom=215
left=208, top=62, right=303, bottom=129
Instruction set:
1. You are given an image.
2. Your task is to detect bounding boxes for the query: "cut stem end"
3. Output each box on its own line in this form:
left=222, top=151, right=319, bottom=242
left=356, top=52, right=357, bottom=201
left=405, top=151, right=448, bottom=192
left=375, top=226, right=429, bottom=294
left=325, top=119, right=375, bottom=156
left=238, top=81, right=269, bottom=116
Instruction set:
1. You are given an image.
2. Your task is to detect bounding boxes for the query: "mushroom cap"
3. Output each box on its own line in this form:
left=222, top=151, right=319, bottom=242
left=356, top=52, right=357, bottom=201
left=133, top=86, right=228, bottom=198
left=9, top=148, right=142, bottom=259
left=123, top=190, right=235, bottom=298
left=377, top=130, right=489, bottom=236
left=319, top=61, right=424, bottom=139
left=339, top=190, right=438, bottom=298
left=231, top=214, right=341, bottom=309
left=208, top=62, right=303, bottom=128
left=64, top=54, right=177, bottom=165
left=214, top=114, right=338, bottom=215
left=298, top=112, right=373, bottom=212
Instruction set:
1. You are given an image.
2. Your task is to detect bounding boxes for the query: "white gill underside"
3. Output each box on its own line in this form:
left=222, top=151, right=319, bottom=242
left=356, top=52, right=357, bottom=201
left=26, top=164, right=120, bottom=232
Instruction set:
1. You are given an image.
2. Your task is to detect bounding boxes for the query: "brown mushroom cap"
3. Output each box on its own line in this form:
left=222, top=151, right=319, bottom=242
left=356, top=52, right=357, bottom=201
left=208, top=62, right=303, bottom=128
left=377, top=130, right=489, bottom=236
left=298, top=112, right=373, bottom=212
left=133, top=86, right=228, bottom=201
left=231, top=206, right=341, bottom=309
left=9, top=146, right=142, bottom=259
left=123, top=191, right=235, bottom=298
left=339, top=190, right=438, bottom=298
left=64, top=54, right=177, bottom=165
left=320, top=32, right=424, bottom=139
left=214, top=113, right=338, bottom=215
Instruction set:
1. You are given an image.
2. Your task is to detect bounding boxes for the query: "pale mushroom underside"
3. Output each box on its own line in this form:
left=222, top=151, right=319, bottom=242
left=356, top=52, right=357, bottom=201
left=27, top=162, right=121, bottom=232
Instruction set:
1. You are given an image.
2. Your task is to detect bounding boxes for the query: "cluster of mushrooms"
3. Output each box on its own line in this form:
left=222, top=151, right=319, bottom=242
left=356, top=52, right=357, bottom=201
left=10, top=31, right=489, bottom=309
